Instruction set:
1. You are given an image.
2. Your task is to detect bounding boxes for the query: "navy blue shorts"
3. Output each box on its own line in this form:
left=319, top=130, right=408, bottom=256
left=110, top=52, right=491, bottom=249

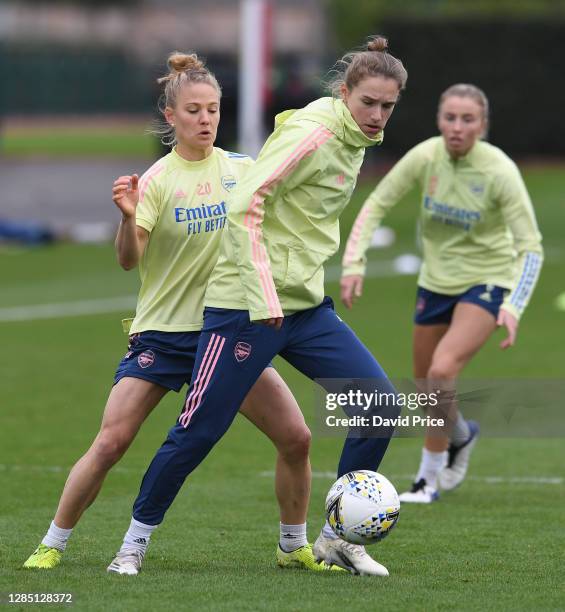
left=414, top=284, right=508, bottom=325
left=114, top=331, right=201, bottom=392
left=114, top=330, right=274, bottom=392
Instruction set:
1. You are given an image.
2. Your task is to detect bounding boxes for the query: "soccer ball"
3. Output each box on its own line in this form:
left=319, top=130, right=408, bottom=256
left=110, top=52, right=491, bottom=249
left=325, top=470, right=400, bottom=545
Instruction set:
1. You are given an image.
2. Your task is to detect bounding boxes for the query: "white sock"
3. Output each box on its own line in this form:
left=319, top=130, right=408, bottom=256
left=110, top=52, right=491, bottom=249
left=322, top=521, right=339, bottom=541
left=416, top=448, right=448, bottom=489
left=279, top=522, right=307, bottom=552
left=121, top=517, right=157, bottom=554
left=42, top=521, right=73, bottom=552
left=450, top=413, right=471, bottom=447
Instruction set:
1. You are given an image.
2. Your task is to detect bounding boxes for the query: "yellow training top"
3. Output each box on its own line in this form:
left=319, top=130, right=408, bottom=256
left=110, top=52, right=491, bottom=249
left=343, top=137, right=543, bottom=319
left=129, top=147, right=253, bottom=333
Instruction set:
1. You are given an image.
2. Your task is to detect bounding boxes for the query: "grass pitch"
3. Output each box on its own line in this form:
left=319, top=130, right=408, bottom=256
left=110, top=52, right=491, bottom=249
left=1, top=169, right=564, bottom=611
left=1, top=119, right=157, bottom=158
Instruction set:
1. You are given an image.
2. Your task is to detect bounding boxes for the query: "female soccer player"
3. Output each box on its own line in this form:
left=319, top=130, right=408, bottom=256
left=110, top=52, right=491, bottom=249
left=24, top=52, right=326, bottom=573
left=341, top=83, right=543, bottom=503
left=110, top=35, right=407, bottom=577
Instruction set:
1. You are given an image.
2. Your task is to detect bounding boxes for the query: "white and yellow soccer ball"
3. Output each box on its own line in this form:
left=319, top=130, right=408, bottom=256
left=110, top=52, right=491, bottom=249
left=325, top=470, right=400, bottom=545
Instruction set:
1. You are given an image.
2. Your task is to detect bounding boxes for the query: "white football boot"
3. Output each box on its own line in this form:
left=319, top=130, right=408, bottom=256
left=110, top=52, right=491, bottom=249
left=398, top=478, right=439, bottom=504
left=439, top=421, right=480, bottom=491
left=313, top=534, right=389, bottom=576
left=107, top=549, right=144, bottom=575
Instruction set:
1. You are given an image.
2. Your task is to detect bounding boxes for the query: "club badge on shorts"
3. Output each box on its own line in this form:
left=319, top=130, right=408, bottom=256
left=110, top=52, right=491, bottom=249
left=234, top=342, right=252, bottom=363
left=138, top=350, right=156, bottom=369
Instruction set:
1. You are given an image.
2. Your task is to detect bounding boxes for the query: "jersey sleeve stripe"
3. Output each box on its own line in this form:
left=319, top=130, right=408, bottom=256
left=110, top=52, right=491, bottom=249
left=138, top=163, right=164, bottom=202
left=243, top=125, right=334, bottom=317
left=510, top=251, right=535, bottom=307
left=508, top=251, right=542, bottom=312
left=343, top=202, right=372, bottom=266
left=245, top=198, right=280, bottom=317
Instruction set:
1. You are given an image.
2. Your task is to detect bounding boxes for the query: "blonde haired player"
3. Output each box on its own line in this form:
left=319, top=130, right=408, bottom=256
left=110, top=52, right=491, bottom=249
left=109, top=35, right=408, bottom=578
left=341, top=84, right=543, bottom=503
left=23, top=51, right=333, bottom=573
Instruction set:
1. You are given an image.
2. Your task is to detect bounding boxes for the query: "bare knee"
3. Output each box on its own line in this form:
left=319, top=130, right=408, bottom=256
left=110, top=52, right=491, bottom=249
left=90, top=429, right=133, bottom=470
left=427, top=356, right=462, bottom=381
left=276, top=426, right=311, bottom=463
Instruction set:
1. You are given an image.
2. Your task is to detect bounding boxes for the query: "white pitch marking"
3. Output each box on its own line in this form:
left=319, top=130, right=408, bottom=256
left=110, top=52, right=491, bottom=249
left=0, top=463, right=138, bottom=475
left=0, top=258, right=416, bottom=323
left=259, top=470, right=564, bottom=485
left=3, top=244, right=564, bottom=322
left=0, top=296, right=137, bottom=322
left=0, top=465, right=561, bottom=485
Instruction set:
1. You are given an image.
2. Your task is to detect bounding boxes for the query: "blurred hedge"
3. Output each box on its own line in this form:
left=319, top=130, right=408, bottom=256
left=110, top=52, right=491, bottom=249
left=361, top=19, right=565, bottom=157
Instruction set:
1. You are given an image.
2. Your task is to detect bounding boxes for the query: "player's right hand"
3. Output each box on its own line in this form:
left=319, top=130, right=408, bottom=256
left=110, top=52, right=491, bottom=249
left=112, top=174, right=139, bottom=219
left=496, top=308, right=518, bottom=349
left=340, top=274, right=364, bottom=309
left=258, top=317, right=284, bottom=331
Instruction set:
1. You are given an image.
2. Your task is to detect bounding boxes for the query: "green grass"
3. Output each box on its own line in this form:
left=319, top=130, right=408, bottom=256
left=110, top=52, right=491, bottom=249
left=1, top=127, right=158, bottom=158
left=1, top=169, right=564, bottom=610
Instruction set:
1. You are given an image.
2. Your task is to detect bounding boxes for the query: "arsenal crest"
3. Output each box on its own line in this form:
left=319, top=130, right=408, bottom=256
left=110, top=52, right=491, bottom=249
left=234, top=342, right=252, bottom=363
left=138, top=350, right=156, bottom=369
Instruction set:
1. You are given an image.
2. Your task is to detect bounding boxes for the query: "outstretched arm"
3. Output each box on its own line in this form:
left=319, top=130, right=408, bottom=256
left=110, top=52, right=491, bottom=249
left=341, top=145, right=423, bottom=308
left=497, top=162, right=543, bottom=348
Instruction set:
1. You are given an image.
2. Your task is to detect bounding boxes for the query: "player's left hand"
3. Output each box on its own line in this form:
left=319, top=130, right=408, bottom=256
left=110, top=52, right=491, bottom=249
left=340, top=274, right=364, bottom=309
left=497, top=309, right=518, bottom=349
left=258, top=317, right=284, bottom=330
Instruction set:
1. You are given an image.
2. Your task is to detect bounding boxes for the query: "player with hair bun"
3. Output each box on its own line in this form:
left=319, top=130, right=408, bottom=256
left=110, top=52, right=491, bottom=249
left=341, top=83, right=543, bottom=503
left=110, top=35, right=408, bottom=577
left=23, top=51, right=332, bottom=574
